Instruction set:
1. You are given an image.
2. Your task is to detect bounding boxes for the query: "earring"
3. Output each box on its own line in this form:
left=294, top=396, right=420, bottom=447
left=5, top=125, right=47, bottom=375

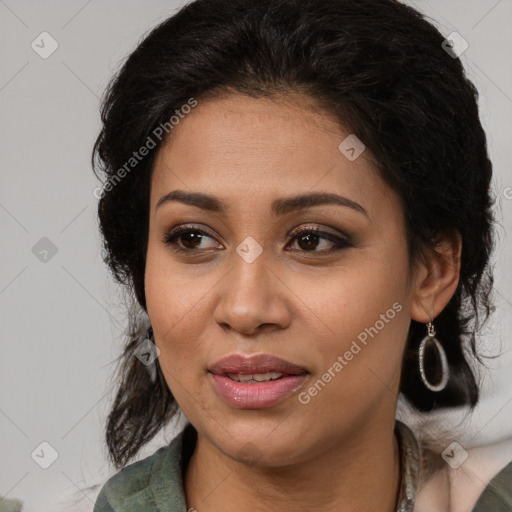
left=418, top=320, right=449, bottom=392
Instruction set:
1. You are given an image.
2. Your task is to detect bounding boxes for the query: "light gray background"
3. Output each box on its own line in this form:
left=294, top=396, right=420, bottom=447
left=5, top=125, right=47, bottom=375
left=1, top=1, right=511, bottom=511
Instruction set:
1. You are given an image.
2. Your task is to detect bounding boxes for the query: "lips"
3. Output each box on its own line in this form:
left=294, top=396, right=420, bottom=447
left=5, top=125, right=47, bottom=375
left=208, top=353, right=308, bottom=379
left=210, top=373, right=308, bottom=408
left=208, top=354, right=309, bottom=408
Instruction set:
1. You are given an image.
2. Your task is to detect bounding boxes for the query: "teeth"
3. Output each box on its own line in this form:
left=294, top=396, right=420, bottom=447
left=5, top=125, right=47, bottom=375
left=227, top=372, right=284, bottom=382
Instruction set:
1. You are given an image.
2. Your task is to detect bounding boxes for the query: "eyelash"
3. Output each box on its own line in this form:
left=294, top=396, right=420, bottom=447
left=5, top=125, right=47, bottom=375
left=161, top=225, right=351, bottom=255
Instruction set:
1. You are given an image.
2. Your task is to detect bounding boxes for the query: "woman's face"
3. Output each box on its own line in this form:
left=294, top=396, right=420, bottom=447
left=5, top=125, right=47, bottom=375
left=145, top=93, right=424, bottom=465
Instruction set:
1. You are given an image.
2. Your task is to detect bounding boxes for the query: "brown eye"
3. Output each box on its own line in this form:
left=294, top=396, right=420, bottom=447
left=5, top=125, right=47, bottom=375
left=296, top=232, right=323, bottom=251
left=163, top=226, right=222, bottom=252
left=162, top=225, right=351, bottom=255
left=286, top=227, right=352, bottom=253
left=175, top=230, right=204, bottom=250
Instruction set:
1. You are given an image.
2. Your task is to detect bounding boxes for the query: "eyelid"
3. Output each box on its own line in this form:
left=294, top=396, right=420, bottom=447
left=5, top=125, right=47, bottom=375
left=287, top=224, right=347, bottom=241
left=286, top=225, right=351, bottom=253
left=165, top=223, right=347, bottom=241
left=162, top=224, right=223, bottom=250
left=162, top=222, right=351, bottom=254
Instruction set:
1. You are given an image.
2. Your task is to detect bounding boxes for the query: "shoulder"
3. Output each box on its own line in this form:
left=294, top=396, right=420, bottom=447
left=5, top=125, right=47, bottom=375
left=93, top=433, right=184, bottom=512
left=472, top=461, right=512, bottom=511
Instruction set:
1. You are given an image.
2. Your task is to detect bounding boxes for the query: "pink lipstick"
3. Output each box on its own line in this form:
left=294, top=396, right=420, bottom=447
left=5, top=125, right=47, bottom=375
left=208, top=354, right=308, bottom=408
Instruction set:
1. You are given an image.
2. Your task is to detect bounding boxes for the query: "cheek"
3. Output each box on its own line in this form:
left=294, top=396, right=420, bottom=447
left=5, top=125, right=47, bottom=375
left=307, top=248, right=410, bottom=381
left=144, top=245, right=208, bottom=368
left=145, top=235, right=208, bottom=325
left=144, top=261, right=208, bottom=410
left=297, top=277, right=409, bottom=429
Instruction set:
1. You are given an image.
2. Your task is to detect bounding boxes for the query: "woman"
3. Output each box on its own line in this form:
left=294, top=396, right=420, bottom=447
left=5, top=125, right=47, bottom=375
left=91, top=0, right=510, bottom=510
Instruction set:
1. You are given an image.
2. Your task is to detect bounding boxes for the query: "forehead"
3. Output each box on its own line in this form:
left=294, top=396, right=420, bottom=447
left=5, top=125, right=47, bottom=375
left=150, top=94, right=391, bottom=219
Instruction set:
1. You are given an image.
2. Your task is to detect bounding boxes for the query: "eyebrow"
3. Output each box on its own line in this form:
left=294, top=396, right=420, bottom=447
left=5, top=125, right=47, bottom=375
left=156, top=189, right=369, bottom=218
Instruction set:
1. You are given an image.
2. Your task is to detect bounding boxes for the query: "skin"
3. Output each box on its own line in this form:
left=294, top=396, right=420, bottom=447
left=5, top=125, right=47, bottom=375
left=144, top=92, right=461, bottom=512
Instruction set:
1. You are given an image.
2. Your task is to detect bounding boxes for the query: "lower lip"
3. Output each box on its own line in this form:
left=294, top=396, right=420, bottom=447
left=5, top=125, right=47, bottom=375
left=209, top=372, right=308, bottom=408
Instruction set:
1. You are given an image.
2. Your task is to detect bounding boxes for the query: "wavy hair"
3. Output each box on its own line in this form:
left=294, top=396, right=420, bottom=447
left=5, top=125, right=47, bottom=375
left=92, top=0, right=496, bottom=469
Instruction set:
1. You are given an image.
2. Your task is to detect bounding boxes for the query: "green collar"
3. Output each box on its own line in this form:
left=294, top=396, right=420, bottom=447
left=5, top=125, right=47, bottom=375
left=94, top=420, right=420, bottom=511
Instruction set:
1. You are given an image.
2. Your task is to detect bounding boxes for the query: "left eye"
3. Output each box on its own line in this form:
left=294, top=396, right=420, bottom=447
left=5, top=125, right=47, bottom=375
left=162, top=226, right=350, bottom=254
left=287, top=227, right=349, bottom=253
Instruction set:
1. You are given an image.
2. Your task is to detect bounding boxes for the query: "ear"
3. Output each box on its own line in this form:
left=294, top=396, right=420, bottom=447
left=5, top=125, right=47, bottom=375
left=410, top=229, right=462, bottom=323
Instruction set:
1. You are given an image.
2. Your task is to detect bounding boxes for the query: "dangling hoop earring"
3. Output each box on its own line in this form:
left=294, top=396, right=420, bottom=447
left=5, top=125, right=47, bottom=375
left=418, top=320, right=449, bottom=392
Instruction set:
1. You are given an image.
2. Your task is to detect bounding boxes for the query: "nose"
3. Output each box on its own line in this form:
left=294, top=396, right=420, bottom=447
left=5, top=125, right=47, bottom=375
left=213, top=250, right=292, bottom=336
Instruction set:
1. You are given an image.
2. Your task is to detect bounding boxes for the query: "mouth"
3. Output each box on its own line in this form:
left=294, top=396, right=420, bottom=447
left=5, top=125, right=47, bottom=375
left=208, top=353, right=308, bottom=376
left=208, top=353, right=309, bottom=408
left=223, top=371, right=291, bottom=383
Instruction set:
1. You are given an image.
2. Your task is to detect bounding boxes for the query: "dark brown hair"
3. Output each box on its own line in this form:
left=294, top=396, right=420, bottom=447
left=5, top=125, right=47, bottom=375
left=92, top=0, right=496, bottom=468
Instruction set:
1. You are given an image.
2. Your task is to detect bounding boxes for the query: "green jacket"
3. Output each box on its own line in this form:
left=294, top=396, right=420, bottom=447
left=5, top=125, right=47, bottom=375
left=92, top=422, right=512, bottom=512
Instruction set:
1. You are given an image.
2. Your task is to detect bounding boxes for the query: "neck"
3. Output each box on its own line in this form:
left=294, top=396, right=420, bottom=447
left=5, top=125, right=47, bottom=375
left=184, top=419, right=401, bottom=512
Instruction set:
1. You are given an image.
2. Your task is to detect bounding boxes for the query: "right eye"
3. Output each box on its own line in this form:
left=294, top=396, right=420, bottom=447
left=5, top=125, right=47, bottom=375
left=162, top=225, right=223, bottom=253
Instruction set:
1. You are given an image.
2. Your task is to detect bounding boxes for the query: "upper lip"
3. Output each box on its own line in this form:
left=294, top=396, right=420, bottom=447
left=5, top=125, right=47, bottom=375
left=208, top=354, right=308, bottom=375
